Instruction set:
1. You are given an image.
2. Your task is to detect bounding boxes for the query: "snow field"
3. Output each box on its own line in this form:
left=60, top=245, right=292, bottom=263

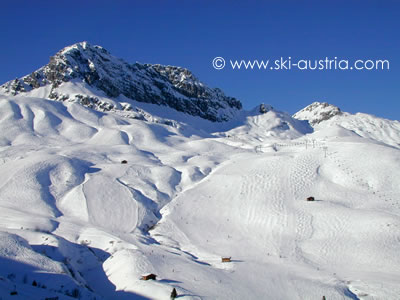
left=0, top=95, right=399, bottom=299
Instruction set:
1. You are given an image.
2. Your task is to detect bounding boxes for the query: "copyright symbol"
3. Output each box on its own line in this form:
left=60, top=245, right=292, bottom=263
left=212, top=57, right=225, bottom=70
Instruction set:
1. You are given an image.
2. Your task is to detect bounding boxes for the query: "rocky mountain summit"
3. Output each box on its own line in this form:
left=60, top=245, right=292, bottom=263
left=293, top=102, right=342, bottom=125
left=0, top=42, right=242, bottom=122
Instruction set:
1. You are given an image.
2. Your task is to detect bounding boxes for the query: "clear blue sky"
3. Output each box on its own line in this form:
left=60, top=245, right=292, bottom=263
left=0, top=1, right=399, bottom=119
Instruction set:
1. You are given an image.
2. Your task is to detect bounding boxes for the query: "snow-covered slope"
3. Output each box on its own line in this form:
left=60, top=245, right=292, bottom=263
left=0, top=42, right=241, bottom=122
left=294, top=102, right=400, bottom=148
left=220, top=104, right=313, bottom=143
left=0, top=94, right=237, bottom=299
left=0, top=93, right=399, bottom=299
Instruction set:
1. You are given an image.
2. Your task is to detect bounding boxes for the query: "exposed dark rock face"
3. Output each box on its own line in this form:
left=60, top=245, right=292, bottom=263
left=259, top=103, right=271, bottom=114
left=1, top=42, right=242, bottom=122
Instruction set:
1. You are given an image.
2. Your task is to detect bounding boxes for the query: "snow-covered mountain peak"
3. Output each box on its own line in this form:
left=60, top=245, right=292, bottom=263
left=294, top=101, right=400, bottom=148
left=59, top=41, right=102, bottom=55
left=0, top=42, right=242, bottom=122
left=293, top=101, right=342, bottom=125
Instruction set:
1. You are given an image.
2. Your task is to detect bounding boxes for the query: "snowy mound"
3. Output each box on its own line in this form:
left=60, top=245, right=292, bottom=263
left=220, top=104, right=313, bottom=144
left=317, top=112, right=400, bottom=148
left=307, top=124, right=361, bottom=140
left=0, top=42, right=242, bottom=122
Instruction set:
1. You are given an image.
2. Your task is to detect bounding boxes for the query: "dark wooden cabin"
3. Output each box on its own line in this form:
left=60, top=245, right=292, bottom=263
left=141, top=274, right=157, bottom=280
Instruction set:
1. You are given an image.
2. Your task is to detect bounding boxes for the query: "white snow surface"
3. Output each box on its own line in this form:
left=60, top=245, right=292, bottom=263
left=294, top=102, right=400, bottom=148
left=0, top=94, right=399, bottom=299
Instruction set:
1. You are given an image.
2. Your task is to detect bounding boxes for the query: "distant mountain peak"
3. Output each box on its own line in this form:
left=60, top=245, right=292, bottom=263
left=0, top=42, right=242, bottom=122
left=259, top=103, right=273, bottom=114
left=293, top=101, right=342, bottom=125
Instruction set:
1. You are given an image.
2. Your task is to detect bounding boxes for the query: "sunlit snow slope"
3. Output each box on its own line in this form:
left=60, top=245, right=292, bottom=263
left=0, top=95, right=399, bottom=299
left=294, top=102, right=400, bottom=148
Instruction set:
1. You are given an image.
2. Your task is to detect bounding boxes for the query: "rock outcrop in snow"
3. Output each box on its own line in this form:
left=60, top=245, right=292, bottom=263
left=0, top=42, right=242, bottom=122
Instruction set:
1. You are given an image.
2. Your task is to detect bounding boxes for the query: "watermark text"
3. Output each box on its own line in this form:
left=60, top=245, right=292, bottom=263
left=212, top=57, right=389, bottom=71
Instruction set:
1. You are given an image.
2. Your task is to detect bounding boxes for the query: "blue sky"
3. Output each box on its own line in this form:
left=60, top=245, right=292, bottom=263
left=0, top=1, right=399, bottom=119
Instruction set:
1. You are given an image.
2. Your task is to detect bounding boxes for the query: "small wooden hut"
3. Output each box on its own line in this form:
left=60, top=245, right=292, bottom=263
left=141, top=274, right=157, bottom=280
